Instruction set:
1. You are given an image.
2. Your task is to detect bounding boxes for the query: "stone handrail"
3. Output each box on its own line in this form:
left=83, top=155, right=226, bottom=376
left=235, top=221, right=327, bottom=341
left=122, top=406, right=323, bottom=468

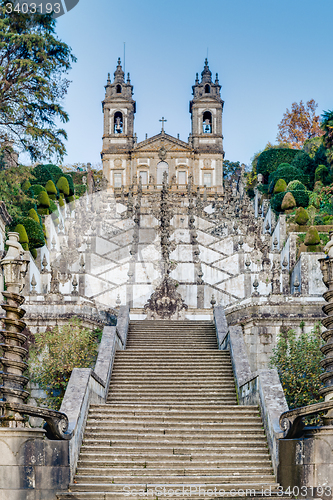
left=59, top=305, right=130, bottom=481
left=279, top=400, right=333, bottom=439
left=0, top=401, right=72, bottom=440
left=214, top=306, right=288, bottom=475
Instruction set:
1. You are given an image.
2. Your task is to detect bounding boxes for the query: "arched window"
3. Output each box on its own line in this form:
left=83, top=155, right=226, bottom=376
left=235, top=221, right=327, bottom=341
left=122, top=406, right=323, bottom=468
left=116, top=84, right=122, bottom=94
left=203, top=111, right=212, bottom=134
left=114, top=111, right=123, bottom=133
left=205, top=84, right=210, bottom=93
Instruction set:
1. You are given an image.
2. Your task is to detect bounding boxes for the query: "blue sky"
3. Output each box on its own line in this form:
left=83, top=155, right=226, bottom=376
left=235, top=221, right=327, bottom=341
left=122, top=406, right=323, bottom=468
left=53, top=0, right=333, bottom=168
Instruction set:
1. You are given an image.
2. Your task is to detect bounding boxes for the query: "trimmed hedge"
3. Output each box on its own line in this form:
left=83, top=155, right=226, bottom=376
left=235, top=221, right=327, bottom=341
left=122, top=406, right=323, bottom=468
left=15, top=224, right=29, bottom=251
left=257, top=148, right=300, bottom=178
left=57, top=176, right=70, bottom=196
left=10, top=217, right=45, bottom=249
left=268, top=165, right=307, bottom=193
left=273, top=179, right=287, bottom=193
left=291, top=152, right=315, bottom=183
left=37, top=191, right=50, bottom=208
left=315, top=165, right=330, bottom=185
left=28, top=208, right=42, bottom=225
left=49, top=200, right=59, bottom=215
left=32, top=164, right=63, bottom=186
left=64, top=174, right=74, bottom=196
left=29, top=184, right=46, bottom=198
left=45, top=180, right=58, bottom=199
left=287, top=180, right=306, bottom=191
left=271, top=189, right=310, bottom=212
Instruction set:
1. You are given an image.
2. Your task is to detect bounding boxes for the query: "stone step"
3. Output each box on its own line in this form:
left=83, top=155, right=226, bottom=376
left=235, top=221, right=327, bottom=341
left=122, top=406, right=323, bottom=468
left=90, top=404, right=258, bottom=412
left=81, top=441, right=268, bottom=451
left=77, top=458, right=272, bottom=468
left=83, top=436, right=267, bottom=446
left=83, top=431, right=266, bottom=441
left=85, top=416, right=262, bottom=424
left=73, top=475, right=277, bottom=486
left=78, top=450, right=271, bottom=461
left=106, top=399, right=238, bottom=405
left=57, top=493, right=290, bottom=500
left=84, top=425, right=264, bottom=434
left=76, top=466, right=274, bottom=476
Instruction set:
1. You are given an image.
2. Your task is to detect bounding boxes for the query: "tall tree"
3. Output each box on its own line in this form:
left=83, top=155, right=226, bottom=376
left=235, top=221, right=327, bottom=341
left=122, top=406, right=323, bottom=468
left=0, top=1, right=76, bottom=162
left=277, top=99, right=324, bottom=149
left=321, top=110, right=333, bottom=165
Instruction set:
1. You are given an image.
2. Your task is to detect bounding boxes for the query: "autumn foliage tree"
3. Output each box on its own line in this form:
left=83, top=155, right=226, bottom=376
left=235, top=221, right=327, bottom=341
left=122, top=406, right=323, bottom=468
left=277, top=99, right=324, bottom=149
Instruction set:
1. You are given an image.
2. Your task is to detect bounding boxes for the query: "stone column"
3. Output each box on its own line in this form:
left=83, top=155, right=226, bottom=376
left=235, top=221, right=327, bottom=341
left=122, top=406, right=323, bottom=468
left=319, top=255, right=333, bottom=403
left=0, top=233, right=29, bottom=426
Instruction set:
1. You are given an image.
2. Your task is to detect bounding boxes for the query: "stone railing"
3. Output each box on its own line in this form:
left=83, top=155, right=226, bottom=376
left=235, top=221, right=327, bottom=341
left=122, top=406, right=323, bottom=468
left=214, top=306, right=288, bottom=475
left=59, top=304, right=130, bottom=481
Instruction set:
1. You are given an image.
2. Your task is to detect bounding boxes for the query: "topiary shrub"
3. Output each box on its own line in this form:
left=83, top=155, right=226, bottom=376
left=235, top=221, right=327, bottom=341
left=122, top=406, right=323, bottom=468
left=15, top=224, right=29, bottom=251
left=268, top=165, right=307, bottom=193
left=30, top=248, right=37, bottom=259
left=257, top=148, right=300, bottom=178
left=304, top=226, right=320, bottom=251
left=295, top=207, right=309, bottom=226
left=64, top=174, right=74, bottom=196
left=37, top=207, right=49, bottom=216
left=45, top=179, right=58, bottom=200
left=32, top=164, right=63, bottom=186
left=281, top=192, right=296, bottom=211
left=57, top=176, right=70, bottom=196
left=287, top=180, right=306, bottom=191
left=37, top=190, right=50, bottom=209
left=271, top=192, right=287, bottom=213
left=291, top=189, right=310, bottom=208
left=273, top=179, right=287, bottom=193
left=29, top=184, right=46, bottom=198
left=291, top=151, right=316, bottom=186
left=49, top=200, right=58, bottom=215
left=10, top=217, right=45, bottom=249
left=28, top=208, right=41, bottom=225
left=315, top=165, right=331, bottom=185
left=21, top=180, right=31, bottom=191
left=59, top=196, right=65, bottom=208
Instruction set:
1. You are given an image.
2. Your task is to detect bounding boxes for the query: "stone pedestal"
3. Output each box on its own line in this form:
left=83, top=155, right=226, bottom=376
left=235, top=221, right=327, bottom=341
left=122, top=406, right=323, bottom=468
left=0, top=428, right=70, bottom=500
left=279, top=427, right=333, bottom=499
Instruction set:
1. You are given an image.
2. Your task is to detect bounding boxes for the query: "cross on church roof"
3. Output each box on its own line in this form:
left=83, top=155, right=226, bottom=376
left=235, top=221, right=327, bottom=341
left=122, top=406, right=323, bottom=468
left=159, top=117, right=167, bottom=133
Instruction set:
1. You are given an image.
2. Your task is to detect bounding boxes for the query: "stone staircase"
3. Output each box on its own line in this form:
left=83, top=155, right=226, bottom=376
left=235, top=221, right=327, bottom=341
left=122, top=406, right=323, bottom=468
left=57, top=321, right=284, bottom=499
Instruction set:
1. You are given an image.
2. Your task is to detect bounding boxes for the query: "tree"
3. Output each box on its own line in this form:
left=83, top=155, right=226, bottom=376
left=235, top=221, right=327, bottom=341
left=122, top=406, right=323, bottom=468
left=0, top=165, right=35, bottom=217
left=223, top=160, right=241, bottom=178
left=0, top=1, right=76, bottom=162
left=277, top=99, right=324, bottom=149
left=270, top=325, right=324, bottom=409
left=321, top=110, right=333, bottom=165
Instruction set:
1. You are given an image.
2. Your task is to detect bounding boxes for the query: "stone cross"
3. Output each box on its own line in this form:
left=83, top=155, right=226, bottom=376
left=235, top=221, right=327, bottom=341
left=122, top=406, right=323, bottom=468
left=159, top=117, right=167, bottom=133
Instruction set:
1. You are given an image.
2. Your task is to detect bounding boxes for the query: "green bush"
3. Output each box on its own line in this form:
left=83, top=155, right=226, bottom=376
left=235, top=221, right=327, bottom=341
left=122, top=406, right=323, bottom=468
left=30, top=248, right=37, bottom=259
left=314, top=144, right=329, bottom=168
left=315, top=165, right=330, bottom=185
left=28, top=208, right=41, bottom=225
left=291, top=151, right=315, bottom=186
left=59, top=196, right=65, bottom=208
left=314, top=215, right=325, bottom=225
left=257, top=148, right=300, bottom=178
left=45, top=180, right=58, bottom=199
left=49, top=200, right=59, bottom=216
left=15, top=224, right=29, bottom=250
left=29, top=184, right=46, bottom=198
left=295, top=207, right=309, bottom=225
left=10, top=217, right=45, bottom=249
left=64, top=174, right=74, bottom=196
left=37, top=190, right=50, bottom=208
left=268, top=165, right=307, bottom=193
left=75, top=184, right=87, bottom=197
left=32, top=164, right=63, bottom=186
left=291, top=189, right=310, bottom=208
left=305, top=226, right=320, bottom=247
left=66, top=195, right=75, bottom=204
left=21, top=180, right=31, bottom=191
left=273, top=179, right=287, bottom=193
left=287, top=180, right=306, bottom=191
left=269, top=325, right=324, bottom=409
left=281, top=192, right=296, bottom=211
left=29, top=318, right=100, bottom=409
left=57, top=176, right=70, bottom=196
left=271, top=192, right=287, bottom=213
left=37, top=207, right=49, bottom=216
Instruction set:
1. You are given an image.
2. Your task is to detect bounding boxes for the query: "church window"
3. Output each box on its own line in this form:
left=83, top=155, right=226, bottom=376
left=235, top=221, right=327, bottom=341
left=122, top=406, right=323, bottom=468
left=203, top=172, right=212, bottom=187
left=114, top=112, right=123, bottom=133
left=203, top=111, right=212, bottom=133
left=156, top=161, right=169, bottom=185
left=139, top=171, right=148, bottom=185
left=116, top=84, right=122, bottom=93
left=114, top=172, right=122, bottom=188
left=178, top=171, right=186, bottom=185
left=205, top=84, right=210, bottom=93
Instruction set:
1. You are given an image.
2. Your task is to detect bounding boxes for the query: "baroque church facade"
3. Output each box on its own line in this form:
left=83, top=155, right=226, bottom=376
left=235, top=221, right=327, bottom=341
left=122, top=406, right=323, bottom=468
left=101, top=58, right=225, bottom=193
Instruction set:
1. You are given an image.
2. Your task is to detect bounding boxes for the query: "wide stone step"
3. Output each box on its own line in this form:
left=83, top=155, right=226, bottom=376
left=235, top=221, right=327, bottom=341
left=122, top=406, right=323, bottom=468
left=84, top=424, right=264, bottom=433
left=73, top=475, right=277, bottom=486
left=57, top=493, right=290, bottom=500
left=106, top=399, right=238, bottom=405
left=77, top=458, right=272, bottom=468
left=93, top=404, right=258, bottom=411
left=81, top=440, right=268, bottom=451
left=83, top=431, right=265, bottom=442
left=86, top=416, right=262, bottom=424
left=78, top=450, right=271, bottom=461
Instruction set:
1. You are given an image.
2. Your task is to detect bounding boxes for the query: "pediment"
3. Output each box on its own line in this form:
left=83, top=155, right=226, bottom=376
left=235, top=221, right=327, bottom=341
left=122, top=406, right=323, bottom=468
left=134, top=133, right=193, bottom=153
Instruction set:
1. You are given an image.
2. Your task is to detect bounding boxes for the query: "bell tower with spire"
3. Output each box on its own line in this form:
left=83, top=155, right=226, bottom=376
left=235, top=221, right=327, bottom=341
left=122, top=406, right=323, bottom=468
left=101, top=58, right=136, bottom=187
left=189, top=59, right=224, bottom=190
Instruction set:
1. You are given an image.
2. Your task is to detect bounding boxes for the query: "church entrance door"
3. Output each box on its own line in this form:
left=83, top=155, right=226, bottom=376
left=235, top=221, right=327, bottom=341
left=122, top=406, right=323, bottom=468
left=156, top=162, right=169, bottom=185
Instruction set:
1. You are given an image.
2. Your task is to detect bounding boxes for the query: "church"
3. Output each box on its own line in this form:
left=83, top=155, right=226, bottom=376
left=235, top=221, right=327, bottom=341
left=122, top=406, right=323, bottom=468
left=101, top=58, right=224, bottom=192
